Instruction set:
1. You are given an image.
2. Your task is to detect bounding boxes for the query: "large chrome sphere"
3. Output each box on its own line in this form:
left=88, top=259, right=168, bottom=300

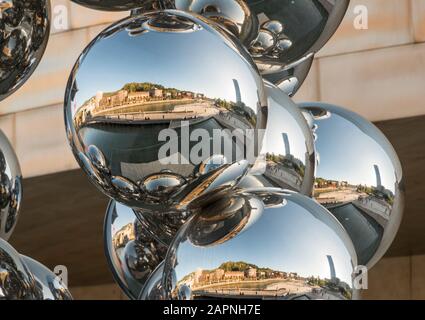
left=170, top=0, right=348, bottom=79
left=0, top=0, right=50, bottom=101
left=0, top=238, right=40, bottom=300
left=20, top=256, right=73, bottom=300
left=300, top=103, right=404, bottom=268
left=104, top=200, right=168, bottom=299
left=0, top=130, right=22, bottom=241
left=162, top=188, right=358, bottom=300
left=238, top=82, right=315, bottom=195
left=65, top=10, right=267, bottom=210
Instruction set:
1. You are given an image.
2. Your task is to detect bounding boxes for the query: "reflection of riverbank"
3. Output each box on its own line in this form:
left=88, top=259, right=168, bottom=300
left=315, top=187, right=366, bottom=205
left=192, top=278, right=344, bottom=300
left=264, top=161, right=303, bottom=190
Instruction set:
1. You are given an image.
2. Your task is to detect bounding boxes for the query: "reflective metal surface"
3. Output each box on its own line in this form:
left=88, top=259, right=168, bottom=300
left=169, top=0, right=348, bottom=78
left=264, top=55, right=314, bottom=97
left=0, top=130, right=22, bottom=241
left=139, top=261, right=166, bottom=299
left=246, top=0, right=349, bottom=75
left=300, top=103, right=405, bottom=268
left=71, top=0, right=163, bottom=11
left=0, top=0, right=50, bottom=101
left=237, top=82, right=315, bottom=195
left=0, top=238, right=40, bottom=300
left=104, top=200, right=168, bottom=299
left=172, top=0, right=259, bottom=46
left=20, top=255, right=73, bottom=300
left=65, top=10, right=267, bottom=210
left=162, top=188, right=358, bottom=300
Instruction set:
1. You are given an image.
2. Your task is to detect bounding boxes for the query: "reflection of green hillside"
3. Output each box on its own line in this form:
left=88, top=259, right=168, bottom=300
left=219, top=261, right=274, bottom=274
left=122, top=82, right=182, bottom=96
left=307, top=276, right=352, bottom=300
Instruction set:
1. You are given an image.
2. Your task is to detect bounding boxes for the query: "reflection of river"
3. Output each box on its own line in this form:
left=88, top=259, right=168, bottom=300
left=79, top=117, right=241, bottom=176
left=329, top=203, right=383, bottom=266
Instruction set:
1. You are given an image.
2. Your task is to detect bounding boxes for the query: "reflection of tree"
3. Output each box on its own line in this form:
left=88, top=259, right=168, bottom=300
left=266, top=153, right=305, bottom=177
left=215, top=99, right=257, bottom=127
left=307, top=276, right=352, bottom=300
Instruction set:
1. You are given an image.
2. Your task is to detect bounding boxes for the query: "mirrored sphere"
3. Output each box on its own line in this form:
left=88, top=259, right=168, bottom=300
left=71, top=0, right=162, bottom=11
left=300, top=103, right=405, bottom=268
left=104, top=200, right=168, bottom=299
left=172, top=0, right=259, bottom=46
left=0, top=238, right=40, bottom=299
left=170, top=0, right=348, bottom=77
left=139, top=261, right=166, bottom=300
left=20, top=256, right=73, bottom=300
left=0, top=130, right=22, bottom=241
left=162, top=188, right=358, bottom=300
left=0, top=0, right=50, bottom=101
left=237, top=82, right=315, bottom=195
left=65, top=10, right=267, bottom=210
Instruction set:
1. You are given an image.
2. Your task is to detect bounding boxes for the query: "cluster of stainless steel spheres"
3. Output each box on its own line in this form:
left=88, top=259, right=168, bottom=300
left=0, top=0, right=405, bottom=300
left=0, top=0, right=73, bottom=300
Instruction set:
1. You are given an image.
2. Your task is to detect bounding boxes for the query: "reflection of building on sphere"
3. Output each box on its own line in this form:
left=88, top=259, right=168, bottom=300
left=162, top=189, right=358, bottom=300
left=301, top=103, right=404, bottom=268
left=65, top=10, right=267, bottom=209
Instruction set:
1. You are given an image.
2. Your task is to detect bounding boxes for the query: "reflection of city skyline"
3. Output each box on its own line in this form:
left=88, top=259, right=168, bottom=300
left=176, top=260, right=352, bottom=300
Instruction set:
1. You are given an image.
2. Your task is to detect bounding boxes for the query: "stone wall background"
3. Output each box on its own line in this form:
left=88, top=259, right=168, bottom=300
left=0, top=0, right=424, bottom=299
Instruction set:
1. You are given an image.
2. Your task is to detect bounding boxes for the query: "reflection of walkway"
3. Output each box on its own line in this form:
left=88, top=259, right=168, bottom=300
left=316, top=188, right=365, bottom=205
left=193, top=279, right=314, bottom=299
left=265, top=162, right=302, bottom=190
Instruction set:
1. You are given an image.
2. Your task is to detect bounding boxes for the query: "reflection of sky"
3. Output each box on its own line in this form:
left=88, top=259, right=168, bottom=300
left=261, top=86, right=308, bottom=162
left=315, top=113, right=396, bottom=192
left=175, top=198, right=354, bottom=284
left=73, top=20, right=261, bottom=114
left=110, top=202, right=135, bottom=235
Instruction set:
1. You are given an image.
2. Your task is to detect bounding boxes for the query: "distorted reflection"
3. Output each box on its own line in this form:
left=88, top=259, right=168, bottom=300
left=104, top=200, right=168, bottom=299
left=20, top=256, right=73, bottom=300
left=0, top=0, right=50, bottom=101
left=237, top=82, right=315, bottom=195
left=65, top=10, right=267, bottom=209
left=300, top=103, right=404, bottom=268
left=139, top=262, right=166, bottom=300
left=0, top=239, right=40, bottom=300
left=0, top=130, right=22, bottom=241
left=162, top=189, right=358, bottom=300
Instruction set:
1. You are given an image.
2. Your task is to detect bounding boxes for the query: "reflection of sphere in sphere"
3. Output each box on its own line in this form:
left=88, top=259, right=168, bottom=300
left=20, top=256, right=73, bottom=300
left=0, top=238, right=41, bottom=299
left=162, top=189, right=359, bottom=300
left=0, top=131, right=22, bottom=241
left=139, top=261, right=166, bottom=300
left=173, top=0, right=259, bottom=46
left=0, top=0, right=50, bottom=101
left=238, top=81, right=315, bottom=195
left=300, top=103, right=404, bottom=269
left=65, top=10, right=267, bottom=209
left=104, top=200, right=168, bottom=299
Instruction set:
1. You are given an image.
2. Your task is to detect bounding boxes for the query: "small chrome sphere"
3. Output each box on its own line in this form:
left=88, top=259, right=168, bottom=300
left=238, top=82, right=315, bottom=195
left=20, top=256, right=73, bottom=300
left=0, top=130, right=22, bottom=241
left=173, top=0, right=259, bottom=46
left=169, top=0, right=348, bottom=88
left=65, top=10, right=267, bottom=210
left=0, top=238, right=40, bottom=300
left=0, top=0, right=50, bottom=101
left=300, top=103, right=404, bottom=269
left=139, top=261, right=166, bottom=300
left=162, top=188, right=358, bottom=300
left=104, top=200, right=168, bottom=299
